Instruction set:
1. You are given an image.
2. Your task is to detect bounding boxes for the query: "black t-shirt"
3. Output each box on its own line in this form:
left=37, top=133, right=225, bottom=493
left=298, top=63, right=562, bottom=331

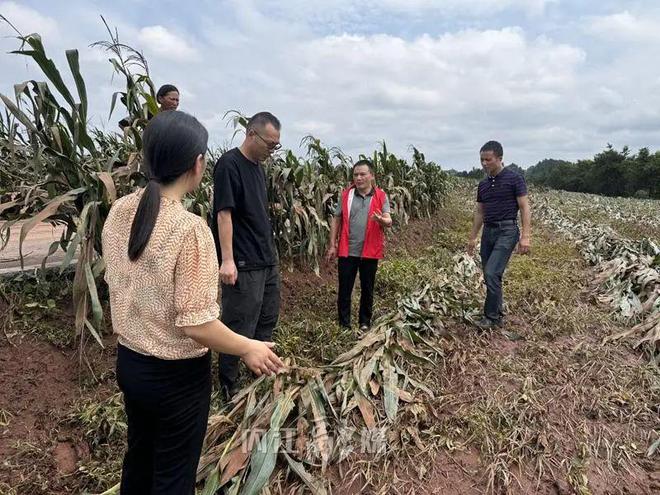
left=210, top=148, right=278, bottom=270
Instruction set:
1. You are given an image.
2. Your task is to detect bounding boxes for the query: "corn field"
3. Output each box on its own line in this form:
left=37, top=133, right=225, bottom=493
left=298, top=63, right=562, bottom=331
left=0, top=30, right=450, bottom=351
left=1, top=20, right=659, bottom=495
left=536, top=191, right=660, bottom=363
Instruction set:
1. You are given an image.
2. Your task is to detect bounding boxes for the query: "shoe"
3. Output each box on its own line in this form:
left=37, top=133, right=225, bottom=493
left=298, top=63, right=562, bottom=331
left=475, top=317, right=501, bottom=330
left=220, top=383, right=238, bottom=404
left=359, top=324, right=369, bottom=332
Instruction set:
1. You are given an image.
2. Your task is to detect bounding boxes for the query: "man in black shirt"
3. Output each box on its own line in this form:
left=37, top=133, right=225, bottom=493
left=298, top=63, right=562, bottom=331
left=211, top=112, right=282, bottom=396
left=467, top=141, right=531, bottom=330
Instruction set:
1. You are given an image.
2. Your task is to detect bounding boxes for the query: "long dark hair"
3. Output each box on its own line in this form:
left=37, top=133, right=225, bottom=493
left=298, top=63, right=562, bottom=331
left=128, top=110, right=208, bottom=261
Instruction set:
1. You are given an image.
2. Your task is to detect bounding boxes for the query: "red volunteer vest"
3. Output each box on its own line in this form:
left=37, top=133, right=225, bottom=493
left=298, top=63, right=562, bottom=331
left=337, top=186, right=386, bottom=259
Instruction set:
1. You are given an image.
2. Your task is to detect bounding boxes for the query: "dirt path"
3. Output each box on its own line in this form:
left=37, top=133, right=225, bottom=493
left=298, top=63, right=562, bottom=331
left=0, top=222, right=69, bottom=274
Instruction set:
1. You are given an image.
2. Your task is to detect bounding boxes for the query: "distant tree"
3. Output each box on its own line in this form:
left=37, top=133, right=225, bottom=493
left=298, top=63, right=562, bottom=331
left=526, top=158, right=573, bottom=185
left=465, top=167, right=485, bottom=179
left=591, top=144, right=627, bottom=197
left=625, top=147, right=652, bottom=197
left=525, top=145, right=660, bottom=198
left=506, top=163, right=525, bottom=176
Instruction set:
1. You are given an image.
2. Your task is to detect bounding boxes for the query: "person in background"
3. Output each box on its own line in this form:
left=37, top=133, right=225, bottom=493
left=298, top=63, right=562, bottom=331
left=103, top=110, right=284, bottom=494
left=118, top=84, right=179, bottom=129
left=211, top=112, right=282, bottom=399
left=156, top=84, right=180, bottom=111
left=326, top=159, right=392, bottom=332
left=467, top=140, right=531, bottom=330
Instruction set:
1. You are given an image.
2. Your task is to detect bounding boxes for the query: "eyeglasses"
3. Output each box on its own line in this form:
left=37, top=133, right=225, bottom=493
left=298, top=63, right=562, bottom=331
left=253, top=131, right=282, bottom=151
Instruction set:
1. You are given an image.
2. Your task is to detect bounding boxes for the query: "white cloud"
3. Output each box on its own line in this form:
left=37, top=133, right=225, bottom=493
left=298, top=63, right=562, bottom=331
left=0, top=1, right=59, bottom=39
left=263, top=0, right=558, bottom=29
left=2, top=1, right=660, bottom=169
left=288, top=29, right=583, bottom=122
left=137, top=25, right=199, bottom=61
left=588, top=11, right=660, bottom=44
left=379, top=0, right=558, bottom=15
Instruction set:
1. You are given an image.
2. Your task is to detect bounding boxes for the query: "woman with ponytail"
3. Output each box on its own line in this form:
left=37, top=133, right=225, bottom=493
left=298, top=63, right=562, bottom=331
left=102, top=110, right=284, bottom=494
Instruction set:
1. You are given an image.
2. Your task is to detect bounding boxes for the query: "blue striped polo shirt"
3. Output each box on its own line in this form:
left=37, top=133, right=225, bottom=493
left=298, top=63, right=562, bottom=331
left=477, top=167, right=527, bottom=223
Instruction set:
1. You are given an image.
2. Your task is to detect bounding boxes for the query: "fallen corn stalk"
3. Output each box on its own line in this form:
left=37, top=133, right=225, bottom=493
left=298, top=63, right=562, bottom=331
left=196, top=255, right=481, bottom=493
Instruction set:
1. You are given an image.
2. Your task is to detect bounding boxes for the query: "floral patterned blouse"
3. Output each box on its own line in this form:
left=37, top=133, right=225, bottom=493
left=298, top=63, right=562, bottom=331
left=102, top=190, right=219, bottom=359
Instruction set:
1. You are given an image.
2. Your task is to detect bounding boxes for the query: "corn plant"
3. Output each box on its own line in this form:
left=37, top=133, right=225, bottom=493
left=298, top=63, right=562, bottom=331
left=0, top=28, right=153, bottom=364
left=225, top=116, right=450, bottom=274
left=192, top=255, right=480, bottom=494
left=91, top=16, right=158, bottom=152
left=0, top=34, right=110, bottom=359
left=265, top=137, right=352, bottom=274
left=536, top=191, right=660, bottom=363
left=1, top=27, right=451, bottom=359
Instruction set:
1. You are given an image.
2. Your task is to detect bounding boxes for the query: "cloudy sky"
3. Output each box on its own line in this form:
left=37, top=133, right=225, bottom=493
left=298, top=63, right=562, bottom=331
left=1, top=0, right=659, bottom=169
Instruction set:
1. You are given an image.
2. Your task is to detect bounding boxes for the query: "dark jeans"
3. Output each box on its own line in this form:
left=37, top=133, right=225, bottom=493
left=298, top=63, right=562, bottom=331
left=116, top=344, right=211, bottom=495
left=218, top=265, right=280, bottom=392
left=338, top=256, right=379, bottom=328
left=480, top=222, right=520, bottom=322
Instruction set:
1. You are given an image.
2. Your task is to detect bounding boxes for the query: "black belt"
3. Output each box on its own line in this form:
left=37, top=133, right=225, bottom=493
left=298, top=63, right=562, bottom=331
left=484, top=219, right=517, bottom=227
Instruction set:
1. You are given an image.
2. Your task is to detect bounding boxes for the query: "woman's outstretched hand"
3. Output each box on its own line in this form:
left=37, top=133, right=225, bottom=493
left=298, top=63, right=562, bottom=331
left=241, top=340, right=285, bottom=376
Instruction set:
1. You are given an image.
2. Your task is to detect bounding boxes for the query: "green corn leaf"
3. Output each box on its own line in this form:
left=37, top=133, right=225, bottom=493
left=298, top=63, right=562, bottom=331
left=12, top=35, right=76, bottom=107
left=59, top=231, right=81, bottom=273
left=240, top=427, right=280, bottom=494
left=65, top=49, right=87, bottom=120
left=18, top=190, right=83, bottom=267
left=84, top=259, right=103, bottom=328
left=84, top=318, right=104, bottom=349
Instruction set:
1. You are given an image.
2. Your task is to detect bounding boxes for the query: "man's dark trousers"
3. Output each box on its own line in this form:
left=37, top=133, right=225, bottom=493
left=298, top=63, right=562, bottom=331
left=338, top=256, right=378, bottom=328
left=218, top=266, right=280, bottom=393
left=480, top=221, right=519, bottom=322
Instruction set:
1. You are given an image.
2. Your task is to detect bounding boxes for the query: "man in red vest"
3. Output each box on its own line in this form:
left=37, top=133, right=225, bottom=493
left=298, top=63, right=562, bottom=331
left=326, top=160, right=392, bottom=331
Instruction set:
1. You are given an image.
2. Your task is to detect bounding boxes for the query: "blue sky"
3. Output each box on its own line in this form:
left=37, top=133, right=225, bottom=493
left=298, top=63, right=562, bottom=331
left=1, top=0, right=659, bottom=169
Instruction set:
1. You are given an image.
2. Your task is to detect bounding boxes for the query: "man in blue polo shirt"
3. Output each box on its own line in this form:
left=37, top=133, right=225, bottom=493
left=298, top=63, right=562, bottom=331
left=467, top=141, right=531, bottom=329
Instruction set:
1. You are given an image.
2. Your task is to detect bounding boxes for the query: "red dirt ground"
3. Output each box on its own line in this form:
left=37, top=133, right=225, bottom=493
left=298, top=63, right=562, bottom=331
left=0, top=213, right=658, bottom=494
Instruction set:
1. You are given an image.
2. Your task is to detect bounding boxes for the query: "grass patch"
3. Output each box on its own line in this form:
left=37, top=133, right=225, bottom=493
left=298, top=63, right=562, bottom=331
left=276, top=316, right=356, bottom=366
left=0, top=269, right=77, bottom=348
left=377, top=257, right=432, bottom=297
left=506, top=234, right=582, bottom=302
left=64, top=391, right=125, bottom=492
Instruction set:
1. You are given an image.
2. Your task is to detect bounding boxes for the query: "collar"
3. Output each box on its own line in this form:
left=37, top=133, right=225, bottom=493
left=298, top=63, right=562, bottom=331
left=354, top=187, right=375, bottom=198
left=488, top=166, right=506, bottom=179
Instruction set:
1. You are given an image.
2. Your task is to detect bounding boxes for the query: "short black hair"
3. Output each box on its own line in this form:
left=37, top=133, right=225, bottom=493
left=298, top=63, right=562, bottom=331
left=480, top=140, right=503, bottom=158
left=352, top=159, right=374, bottom=174
left=247, top=112, right=281, bottom=132
left=156, top=84, right=179, bottom=99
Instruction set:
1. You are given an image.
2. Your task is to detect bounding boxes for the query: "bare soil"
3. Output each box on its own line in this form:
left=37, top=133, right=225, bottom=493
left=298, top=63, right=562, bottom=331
left=0, top=206, right=658, bottom=494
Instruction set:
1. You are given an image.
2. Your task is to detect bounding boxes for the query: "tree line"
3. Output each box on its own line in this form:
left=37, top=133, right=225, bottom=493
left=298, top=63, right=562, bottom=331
left=448, top=145, right=660, bottom=199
